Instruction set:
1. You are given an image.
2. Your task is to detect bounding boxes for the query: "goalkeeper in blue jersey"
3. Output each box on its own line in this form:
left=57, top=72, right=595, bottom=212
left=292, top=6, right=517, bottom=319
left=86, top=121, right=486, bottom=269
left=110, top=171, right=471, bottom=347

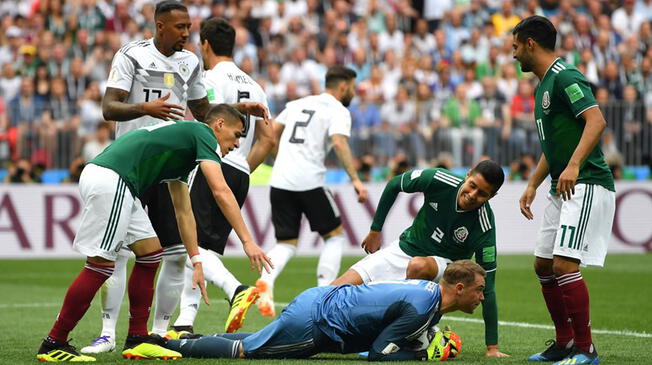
left=162, top=260, right=485, bottom=361
left=332, top=160, right=508, bottom=357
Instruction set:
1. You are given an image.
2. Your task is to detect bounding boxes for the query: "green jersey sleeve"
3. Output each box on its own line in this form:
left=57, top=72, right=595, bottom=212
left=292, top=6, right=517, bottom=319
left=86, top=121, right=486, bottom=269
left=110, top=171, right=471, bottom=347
left=399, top=168, right=438, bottom=193
left=194, top=124, right=222, bottom=165
left=555, top=69, right=597, bottom=118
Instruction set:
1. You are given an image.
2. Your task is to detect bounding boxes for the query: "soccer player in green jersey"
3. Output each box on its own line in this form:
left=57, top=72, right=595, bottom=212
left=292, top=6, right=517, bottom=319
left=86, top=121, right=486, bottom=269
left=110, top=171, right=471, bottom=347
left=512, top=16, right=615, bottom=365
left=36, top=104, right=270, bottom=362
left=333, top=160, right=508, bottom=357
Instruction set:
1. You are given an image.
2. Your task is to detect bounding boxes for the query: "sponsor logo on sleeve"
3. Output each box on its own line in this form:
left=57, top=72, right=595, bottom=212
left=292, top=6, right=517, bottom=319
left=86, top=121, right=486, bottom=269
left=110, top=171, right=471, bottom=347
left=564, top=83, right=584, bottom=104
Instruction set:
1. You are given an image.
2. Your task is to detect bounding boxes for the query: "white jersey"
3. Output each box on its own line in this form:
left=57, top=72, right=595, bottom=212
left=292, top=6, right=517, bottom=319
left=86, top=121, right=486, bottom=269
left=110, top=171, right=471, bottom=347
left=270, top=93, right=351, bottom=191
left=106, top=38, right=206, bottom=137
left=203, top=61, right=268, bottom=174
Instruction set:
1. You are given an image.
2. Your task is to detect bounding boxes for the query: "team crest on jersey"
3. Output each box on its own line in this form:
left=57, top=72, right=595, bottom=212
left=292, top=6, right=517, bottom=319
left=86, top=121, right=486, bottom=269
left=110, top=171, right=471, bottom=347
left=542, top=91, right=550, bottom=109
left=453, top=226, right=469, bottom=243
left=164, top=73, right=175, bottom=88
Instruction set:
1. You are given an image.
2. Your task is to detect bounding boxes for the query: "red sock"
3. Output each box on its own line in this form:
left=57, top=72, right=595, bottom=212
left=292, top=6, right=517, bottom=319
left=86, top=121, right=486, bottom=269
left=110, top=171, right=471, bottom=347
left=557, top=271, right=592, bottom=352
left=127, top=249, right=162, bottom=336
left=538, top=275, right=574, bottom=346
left=48, top=262, right=114, bottom=343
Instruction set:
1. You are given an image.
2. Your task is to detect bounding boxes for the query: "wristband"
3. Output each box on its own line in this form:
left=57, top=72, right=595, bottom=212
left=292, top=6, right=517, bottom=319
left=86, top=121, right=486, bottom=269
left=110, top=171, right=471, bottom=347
left=190, top=253, right=201, bottom=266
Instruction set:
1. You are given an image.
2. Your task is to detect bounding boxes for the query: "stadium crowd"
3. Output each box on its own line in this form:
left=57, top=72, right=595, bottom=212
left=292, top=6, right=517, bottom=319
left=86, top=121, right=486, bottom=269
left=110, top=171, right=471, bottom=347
left=0, top=0, right=651, bottom=183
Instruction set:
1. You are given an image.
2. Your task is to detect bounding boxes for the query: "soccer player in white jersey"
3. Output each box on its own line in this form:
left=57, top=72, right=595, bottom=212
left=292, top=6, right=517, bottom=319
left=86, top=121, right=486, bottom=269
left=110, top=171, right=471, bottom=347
left=254, top=66, right=369, bottom=318
left=81, top=1, right=270, bottom=354
left=162, top=17, right=276, bottom=337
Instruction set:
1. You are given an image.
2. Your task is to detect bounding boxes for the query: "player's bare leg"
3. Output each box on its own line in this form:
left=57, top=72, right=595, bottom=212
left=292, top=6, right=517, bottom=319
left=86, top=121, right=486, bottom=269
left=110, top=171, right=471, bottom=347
left=406, top=257, right=439, bottom=281
left=318, top=226, right=345, bottom=286
left=331, top=269, right=364, bottom=286
left=257, top=238, right=298, bottom=317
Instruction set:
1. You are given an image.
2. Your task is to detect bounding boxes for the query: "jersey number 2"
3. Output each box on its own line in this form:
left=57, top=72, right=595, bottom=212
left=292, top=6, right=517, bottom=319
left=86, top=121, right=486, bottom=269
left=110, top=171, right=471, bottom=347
left=237, top=90, right=251, bottom=137
left=289, top=109, right=315, bottom=144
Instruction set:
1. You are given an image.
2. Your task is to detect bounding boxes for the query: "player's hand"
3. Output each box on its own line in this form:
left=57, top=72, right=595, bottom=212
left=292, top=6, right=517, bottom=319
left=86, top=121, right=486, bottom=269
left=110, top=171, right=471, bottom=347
left=235, top=102, right=271, bottom=121
left=352, top=179, right=368, bottom=203
left=519, top=185, right=537, bottom=220
left=142, top=92, right=186, bottom=121
left=485, top=345, right=510, bottom=357
left=243, top=241, right=274, bottom=274
left=556, top=163, right=579, bottom=201
left=361, top=230, right=382, bottom=254
left=191, top=263, right=210, bottom=305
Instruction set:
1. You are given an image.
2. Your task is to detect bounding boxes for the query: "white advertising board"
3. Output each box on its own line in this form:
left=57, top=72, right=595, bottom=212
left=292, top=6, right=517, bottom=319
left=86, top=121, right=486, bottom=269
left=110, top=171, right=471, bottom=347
left=0, top=182, right=650, bottom=258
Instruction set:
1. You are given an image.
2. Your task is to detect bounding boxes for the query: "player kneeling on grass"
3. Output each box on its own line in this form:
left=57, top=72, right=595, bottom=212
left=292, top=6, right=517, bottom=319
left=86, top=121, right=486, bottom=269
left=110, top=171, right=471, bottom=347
left=160, top=260, right=484, bottom=361
left=36, top=104, right=267, bottom=362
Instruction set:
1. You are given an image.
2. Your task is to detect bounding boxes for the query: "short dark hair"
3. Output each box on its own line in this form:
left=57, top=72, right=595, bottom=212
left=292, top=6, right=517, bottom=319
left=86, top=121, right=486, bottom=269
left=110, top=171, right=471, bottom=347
left=472, top=160, right=505, bottom=193
left=205, top=103, right=245, bottom=126
left=200, top=17, right=235, bottom=57
left=155, top=0, right=187, bottom=19
left=441, top=260, right=486, bottom=287
left=325, top=66, right=357, bottom=89
left=512, top=15, right=557, bottom=51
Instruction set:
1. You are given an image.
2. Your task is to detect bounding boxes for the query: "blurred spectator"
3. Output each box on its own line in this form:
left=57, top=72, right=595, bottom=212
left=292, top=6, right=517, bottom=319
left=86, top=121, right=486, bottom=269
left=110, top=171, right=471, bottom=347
left=4, top=157, right=40, bottom=183
left=612, top=0, right=645, bottom=39
left=423, top=0, right=452, bottom=31
left=81, top=121, right=112, bottom=162
left=263, top=62, right=286, bottom=116
left=491, top=0, right=520, bottom=36
left=378, top=13, right=404, bottom=56
left=380, top=86, right=424, bottom=166
left=600, top=61, right=624, bottom=100
left=280, top=47, right=318, bottom=97
left=9, top=76, right=47, bottom=159
left=620, top=84, right=647, bottom=164
left=509, top=79, right=537, bottom=157
left=441, top=83, right=483, bottom=167
left=77, top=81, right=103, bottom=141
left=0, top=63, right=21, bottom=101
left=508, top=154, right=535, bottom=181
left=65, top=58, right=90, bottom=105
left=476, top=76, right=510, bottom=164
left=349, top=85, right=381, bottom=157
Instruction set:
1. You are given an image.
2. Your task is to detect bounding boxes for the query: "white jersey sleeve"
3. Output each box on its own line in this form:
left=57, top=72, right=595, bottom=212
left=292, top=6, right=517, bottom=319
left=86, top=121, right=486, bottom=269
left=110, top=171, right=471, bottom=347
left=106, top=39, right=206, bottom=137
left=106, top=51, right=136, bottom=92
left=203, top=62, right=268, bottom=174
left=269, top=93, right=351, bottom=191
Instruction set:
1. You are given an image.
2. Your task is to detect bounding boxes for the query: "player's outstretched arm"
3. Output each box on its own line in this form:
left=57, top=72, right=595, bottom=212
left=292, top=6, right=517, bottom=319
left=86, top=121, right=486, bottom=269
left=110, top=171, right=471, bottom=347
left=102, top=87, right=185, bottom=121
left=187, top=96, right=211, bottom=123
left=167, top=180, right=209, bottom=305
left=246, top=117, right=277, bottom=172
left=520, top=154, right=549, bottom=220
left=331, top=134, right=368, bottom=203
left=199, top=160, right=273, bottom=274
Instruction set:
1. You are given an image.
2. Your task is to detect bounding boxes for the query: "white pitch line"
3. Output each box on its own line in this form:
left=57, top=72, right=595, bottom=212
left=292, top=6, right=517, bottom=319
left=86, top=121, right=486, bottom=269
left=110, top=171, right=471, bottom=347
left=272, top=302, right=652, bottom=339
left=4, top=301, right=650, bottom=339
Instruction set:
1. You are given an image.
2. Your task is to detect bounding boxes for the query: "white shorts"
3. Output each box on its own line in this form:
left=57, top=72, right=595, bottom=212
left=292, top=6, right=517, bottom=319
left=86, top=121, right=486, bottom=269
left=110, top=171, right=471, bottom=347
left=534, top=183, right=615, bottom=267
left=350, top=240, right=453, bottom=283
left=73, top=164, right=157, bottom=261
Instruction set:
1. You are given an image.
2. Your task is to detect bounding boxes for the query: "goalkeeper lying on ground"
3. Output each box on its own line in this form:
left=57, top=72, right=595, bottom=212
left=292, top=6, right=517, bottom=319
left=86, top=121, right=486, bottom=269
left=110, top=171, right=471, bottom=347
left=161, top=260, right=484, bottom=361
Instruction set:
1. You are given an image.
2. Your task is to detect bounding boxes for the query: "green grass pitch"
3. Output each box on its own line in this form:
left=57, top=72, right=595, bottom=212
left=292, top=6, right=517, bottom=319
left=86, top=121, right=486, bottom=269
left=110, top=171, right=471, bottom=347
left=2, top=254, right=650, bottom=364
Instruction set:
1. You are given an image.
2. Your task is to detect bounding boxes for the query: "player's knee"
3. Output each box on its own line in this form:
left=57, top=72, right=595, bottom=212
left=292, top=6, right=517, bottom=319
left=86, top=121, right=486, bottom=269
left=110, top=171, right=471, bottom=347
left=551, top=256, right=580, bottom=276
left=533, top=257, right=553, bottom=277
left=406, top=257, right=437, bottom=280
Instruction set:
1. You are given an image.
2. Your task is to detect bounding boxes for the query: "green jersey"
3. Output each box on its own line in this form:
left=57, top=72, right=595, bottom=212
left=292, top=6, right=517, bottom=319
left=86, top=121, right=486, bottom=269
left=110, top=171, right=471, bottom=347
left=91, top=120, right=221, bottom=197
left=371, top=168, right=497, bottom=271
left=370, top=168, right=499, bottom=345
left=534, top=58, right=615, bottom=194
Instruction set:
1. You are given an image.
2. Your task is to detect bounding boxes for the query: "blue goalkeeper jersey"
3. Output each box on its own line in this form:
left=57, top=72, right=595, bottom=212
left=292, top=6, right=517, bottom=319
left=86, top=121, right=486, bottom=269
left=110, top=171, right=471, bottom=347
left=311, top=280, right=442, bottom=355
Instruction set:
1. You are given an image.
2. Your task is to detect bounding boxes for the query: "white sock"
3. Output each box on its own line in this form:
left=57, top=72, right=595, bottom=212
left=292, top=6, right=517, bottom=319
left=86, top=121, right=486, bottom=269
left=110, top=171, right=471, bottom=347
left=99, top=250, right=130, bottom=338
left=173, top=267, right=202, bottom=328
left=151, top=252, right=186, bottom=336
left=259, top=243, right=297, bottom=286
left=200, top=248, right=241, bottom=300
left=317, top=234, right=344, bottom=286
left=173, top=249, right=242, bottom=328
